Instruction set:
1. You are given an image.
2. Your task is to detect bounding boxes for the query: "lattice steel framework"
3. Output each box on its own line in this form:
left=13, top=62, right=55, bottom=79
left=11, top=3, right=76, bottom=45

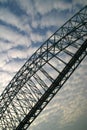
left=0, top=6, right=87, bottom=130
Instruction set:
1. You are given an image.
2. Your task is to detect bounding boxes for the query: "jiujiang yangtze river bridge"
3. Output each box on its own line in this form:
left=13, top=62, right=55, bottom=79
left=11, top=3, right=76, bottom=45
left=0, top=5, right=87, bottom=130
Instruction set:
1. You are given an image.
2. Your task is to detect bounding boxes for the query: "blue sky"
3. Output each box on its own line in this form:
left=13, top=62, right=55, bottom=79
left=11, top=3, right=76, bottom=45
left=0, top=0, right=87, bottom=130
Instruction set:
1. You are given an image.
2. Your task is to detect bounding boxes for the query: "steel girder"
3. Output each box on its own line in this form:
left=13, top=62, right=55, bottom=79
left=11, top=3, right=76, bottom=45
left=0, top=6, right=87, bottom=130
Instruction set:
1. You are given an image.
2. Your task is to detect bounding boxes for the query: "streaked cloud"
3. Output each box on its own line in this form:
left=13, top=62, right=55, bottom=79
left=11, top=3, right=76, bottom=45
left=29, top=60, right=87, bottom=130
left=34, top=0, right=72, bottom=15
left=0, top=0, right=87, bottom=130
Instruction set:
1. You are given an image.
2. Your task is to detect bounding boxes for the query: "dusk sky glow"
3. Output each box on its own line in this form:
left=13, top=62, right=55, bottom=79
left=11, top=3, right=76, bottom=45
left=0, top=0, right=87, bottom=130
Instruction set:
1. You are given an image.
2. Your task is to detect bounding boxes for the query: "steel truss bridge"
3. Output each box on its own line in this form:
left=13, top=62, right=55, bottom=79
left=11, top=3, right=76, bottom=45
left=0, top=6, right=87, bottom=130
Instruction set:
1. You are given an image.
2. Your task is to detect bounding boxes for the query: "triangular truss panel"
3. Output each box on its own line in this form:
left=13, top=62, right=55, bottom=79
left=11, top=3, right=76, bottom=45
left=0, top=6, right=87, bottom=130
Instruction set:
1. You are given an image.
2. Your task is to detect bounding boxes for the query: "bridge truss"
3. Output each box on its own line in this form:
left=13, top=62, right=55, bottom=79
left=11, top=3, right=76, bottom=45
left=0, top=6, right=87, bottom=130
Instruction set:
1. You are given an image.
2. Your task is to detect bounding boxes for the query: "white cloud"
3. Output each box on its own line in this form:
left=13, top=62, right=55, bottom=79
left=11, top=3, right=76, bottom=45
left=0, top=7, right=31, bottom=33
left=0, top=1, right=87, bottom=130
left=34, top=0, right=72, bottom=15
left=29, top=57, right=87, bottom=130
left=59, top=94, right=87, bottom=126
left=0, top=41, right=37, bottom=94
left=0, top=40, right=12, bottom=52
left=73, top=0, right=87, bottom=6
left=17, top=0, right=72, bottom=17
left=17, top=0, right=72, bottom=30
left=0, top=52, right=8, bottom=66
left=3, top=60, right=23, bottom=73
left=17, top=0, right=35, bottom=16
left=0, top=25, right=21, bottom=42
left=0, top=71, right=12, bottom=94
left=7, top=46, right=37, bottom=60
left=0, top=25, right=32, bottom=50
left=32, top=11, right=67, bottom=30
left=30, top=32, right=44, bottom=43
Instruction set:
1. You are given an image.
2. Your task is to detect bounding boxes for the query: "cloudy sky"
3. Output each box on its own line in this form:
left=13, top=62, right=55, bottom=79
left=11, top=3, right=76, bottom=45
left=0, top=0, right=87, bottom=130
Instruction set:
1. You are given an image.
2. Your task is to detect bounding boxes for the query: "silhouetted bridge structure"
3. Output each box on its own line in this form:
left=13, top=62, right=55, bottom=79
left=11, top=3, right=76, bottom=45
left=0, top=6, right=87, bottom=130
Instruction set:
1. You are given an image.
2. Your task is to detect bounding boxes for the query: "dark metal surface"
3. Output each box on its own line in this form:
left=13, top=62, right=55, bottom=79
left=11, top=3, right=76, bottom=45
left=0, top=5, right=87, bottom=130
